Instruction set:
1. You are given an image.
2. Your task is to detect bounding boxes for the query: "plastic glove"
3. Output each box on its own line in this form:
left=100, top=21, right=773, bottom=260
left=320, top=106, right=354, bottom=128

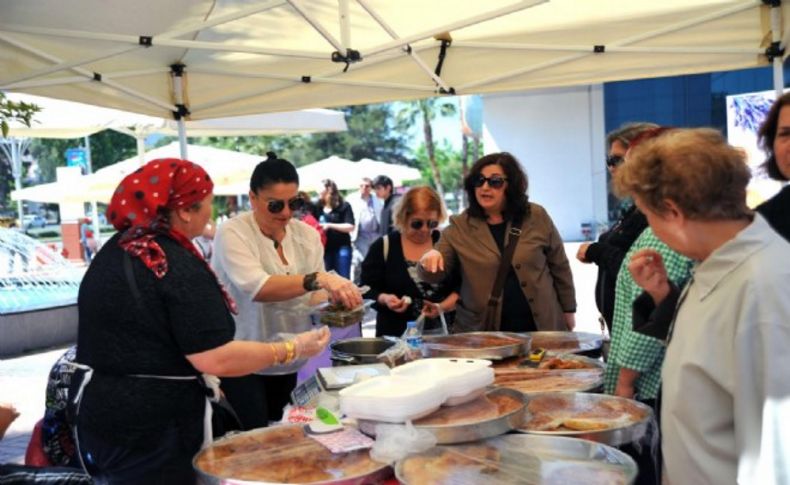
left=293, top=326, right=331, bottom=359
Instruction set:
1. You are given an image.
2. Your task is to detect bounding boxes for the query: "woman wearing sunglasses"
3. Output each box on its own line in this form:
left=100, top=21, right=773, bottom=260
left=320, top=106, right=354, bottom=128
left=360, top=186, right=459, bottom=337
left=212, top=153, right=360, bottom=429
left=419, top=153, right=576, bottom=333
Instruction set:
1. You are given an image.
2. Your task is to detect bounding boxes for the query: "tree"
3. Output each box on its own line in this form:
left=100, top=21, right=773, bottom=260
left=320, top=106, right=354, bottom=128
left=412, top=140, right=465, bottom=212
left=0, top=92, right=39, bottom=138
left=397, top=98, right=457, bottom=197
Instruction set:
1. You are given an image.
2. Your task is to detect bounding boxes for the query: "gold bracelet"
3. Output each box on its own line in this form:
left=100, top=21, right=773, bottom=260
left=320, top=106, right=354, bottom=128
left=268, top=343, right=281, bottom=365
left=283, top=341, right=296, bottom=364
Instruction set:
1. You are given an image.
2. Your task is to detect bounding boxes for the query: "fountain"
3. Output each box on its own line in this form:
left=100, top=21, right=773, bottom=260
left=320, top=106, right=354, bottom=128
left=0, top=228, right=84, bottom=356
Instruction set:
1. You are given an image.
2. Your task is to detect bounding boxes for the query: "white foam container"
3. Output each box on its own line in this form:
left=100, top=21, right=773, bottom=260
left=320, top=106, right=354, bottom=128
left=391, top=358, right=494, bottom=406
left=339, top=375, right=446, bottom=423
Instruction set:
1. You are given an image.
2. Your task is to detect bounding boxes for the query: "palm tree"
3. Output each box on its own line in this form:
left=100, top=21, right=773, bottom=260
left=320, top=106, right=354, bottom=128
left=397, top=98, right=457, bottom=197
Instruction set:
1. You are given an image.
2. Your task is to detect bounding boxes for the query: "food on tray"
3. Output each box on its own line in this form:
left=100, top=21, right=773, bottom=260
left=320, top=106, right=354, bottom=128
left=538, top=356, right=596, bottom=370
left=425, top=333, right=523, bottom=349
left=523, top=394, right=649, bottom=432
left=544, top=464, right=630, bottom=485
left=319, top=302, right=365, bottom=327
left=414, top=392, right=523, bottom=427
left=529, top=333, right=582, bottom=351
left=195, top=425, right=384, bottom=483
left=494, top=369, right=603, bottom=393
left=399, top=445, right=501, bottom=484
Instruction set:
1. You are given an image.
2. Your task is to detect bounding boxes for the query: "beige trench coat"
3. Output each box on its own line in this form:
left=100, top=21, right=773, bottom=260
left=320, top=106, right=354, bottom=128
left=420, top=203, right=576, bottom=332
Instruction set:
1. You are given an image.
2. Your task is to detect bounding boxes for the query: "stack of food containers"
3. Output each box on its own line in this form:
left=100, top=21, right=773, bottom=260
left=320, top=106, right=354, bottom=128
left=339, top=358, right=494, bottom=422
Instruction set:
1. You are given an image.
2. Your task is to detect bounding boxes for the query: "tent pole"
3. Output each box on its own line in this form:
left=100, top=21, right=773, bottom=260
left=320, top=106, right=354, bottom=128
left=84, top=135, right=101, bottom=245
left=339, top=0, right=351, bottom=50
left=11, top=139, right=24, bottom=222
left=137, top=135, right=146, bottom=166
left=172, top=66, right=189, bottom=159
left=771, top=4, right=784, bottom=98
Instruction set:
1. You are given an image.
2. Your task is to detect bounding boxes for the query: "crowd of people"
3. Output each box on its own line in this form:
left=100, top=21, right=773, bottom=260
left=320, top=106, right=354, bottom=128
left=3, top=93, right=790, bottom=484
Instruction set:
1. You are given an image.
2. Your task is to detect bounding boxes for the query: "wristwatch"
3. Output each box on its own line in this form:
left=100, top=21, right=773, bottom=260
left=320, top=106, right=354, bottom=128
left=302, top=272, right=320, bottom=291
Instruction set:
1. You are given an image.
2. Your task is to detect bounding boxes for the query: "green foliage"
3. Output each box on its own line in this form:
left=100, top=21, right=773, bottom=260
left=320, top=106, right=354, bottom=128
left=412, top=140, right=463, bottom=193
left=0, top=92, right=40, bottom=138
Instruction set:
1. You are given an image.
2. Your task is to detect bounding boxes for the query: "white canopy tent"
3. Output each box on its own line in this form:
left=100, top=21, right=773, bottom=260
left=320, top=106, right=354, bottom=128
left=1, top=0, right=787, bottom=124
left=292, top=155, right=422, bottom=192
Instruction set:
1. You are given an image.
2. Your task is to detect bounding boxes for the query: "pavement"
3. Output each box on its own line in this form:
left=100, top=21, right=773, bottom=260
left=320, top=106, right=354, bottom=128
left=0, top=242, right=599, bottom=466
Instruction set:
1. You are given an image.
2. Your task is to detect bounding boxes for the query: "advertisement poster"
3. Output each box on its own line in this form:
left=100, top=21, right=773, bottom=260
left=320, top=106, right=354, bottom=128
left=726, top=89, right=784, bottom=207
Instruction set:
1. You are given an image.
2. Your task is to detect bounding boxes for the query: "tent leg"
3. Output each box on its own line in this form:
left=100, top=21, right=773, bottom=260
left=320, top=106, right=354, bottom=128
left=177, top=119, right=188, bottom=159
left=171, top=65, right=189, bottom=159
left=83, top=136, right=102, bottom=245
left=771, top=4, right=784, bottom=98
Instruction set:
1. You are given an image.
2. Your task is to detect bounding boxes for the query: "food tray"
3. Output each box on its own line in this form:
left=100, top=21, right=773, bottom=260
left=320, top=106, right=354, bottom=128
left=316, top=300, right=373, bottom=328
left=493, top=366, right=604, bottom=394
left=493, top=352, right=605, bottom=371
left=194, top=424, right=390, bottom=484
left=395, top=434, right=637, bottom=484
left=523, top=331, right=603, bottom=355
left=515, top=392, right=654, bottom=447
left=357, top=388, right=526, bottom=445
left=422, top=332, right=530, bottom=360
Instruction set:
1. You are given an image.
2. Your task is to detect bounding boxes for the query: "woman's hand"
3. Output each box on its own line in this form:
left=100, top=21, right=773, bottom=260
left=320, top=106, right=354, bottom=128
left=318, top=272, right=362, bottom=309
left=614, top=381, right=636, bottom=399
left=293, top=327, right=331, bottom=359
left=419, top=249, right=444, bottom=273
left=379, top=294, right=410, bottom=313
left=628, top=249, right=671, bottom=304
left=563, top=312, right=576, bottom=330
left=576, top=243, right=592, bottom=263
left=421, top=301, right=442, bottom=319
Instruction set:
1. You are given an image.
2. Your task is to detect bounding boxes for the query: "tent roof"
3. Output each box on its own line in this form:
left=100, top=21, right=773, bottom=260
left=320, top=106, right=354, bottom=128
left=1, top=1, right=785, bottom=119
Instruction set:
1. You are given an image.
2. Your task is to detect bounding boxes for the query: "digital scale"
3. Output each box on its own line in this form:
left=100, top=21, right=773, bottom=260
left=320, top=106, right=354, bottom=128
left=291, top=364, right=390, bottom=407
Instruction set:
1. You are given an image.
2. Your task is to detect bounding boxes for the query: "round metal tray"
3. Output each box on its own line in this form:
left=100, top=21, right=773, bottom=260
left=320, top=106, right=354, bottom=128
left=357, top=387, right=526, bottom=444
left=194, top=424, right=391, bottom=485
left=515, top=392, right=654, bottom=447
left=395, top=434, right=638, bottom=485
left=494, top=352, right=605, bottom=370
left=422, top=332, right=531, bottom=360
left=522, top=331, right=603, bottom=355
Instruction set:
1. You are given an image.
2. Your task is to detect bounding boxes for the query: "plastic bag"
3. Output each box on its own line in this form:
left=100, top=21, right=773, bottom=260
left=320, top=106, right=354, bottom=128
left=370, top=421, right=437, bottom=464
left=377, top=338, right=420, bottom=367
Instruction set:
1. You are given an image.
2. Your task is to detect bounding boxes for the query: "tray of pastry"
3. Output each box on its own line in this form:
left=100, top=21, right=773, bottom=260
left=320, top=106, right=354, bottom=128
left=515, top=392, right=653, bottom=447
left=493, top=352, right=604, bottom=371
left=193, top=424, right=390, bottom=484
left=395, top=434, right=638, bottom=485
left=422, top=332, right=531, bottom=360
left=493, top=359, right=604, bottom=394
left=357, top=387, right=526, bottom=444
left=521, top=331, right=603, bottom=355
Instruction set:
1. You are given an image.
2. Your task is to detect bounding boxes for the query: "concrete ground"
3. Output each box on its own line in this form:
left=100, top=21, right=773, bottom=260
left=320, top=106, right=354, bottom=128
left=0, top=242, right=600, bottom=465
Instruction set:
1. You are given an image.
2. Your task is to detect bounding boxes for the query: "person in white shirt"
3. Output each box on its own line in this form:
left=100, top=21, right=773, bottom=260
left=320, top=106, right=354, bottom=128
left=615, top=128, right=790, bottom=485
left=350, top=177, right=381, bottom=284
left=212, top=152, right=361, bottom=427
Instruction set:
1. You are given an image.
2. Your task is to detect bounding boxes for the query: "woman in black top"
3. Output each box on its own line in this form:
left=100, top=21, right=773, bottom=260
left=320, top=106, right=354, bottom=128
left=576, top=122, right=656, bottom=331
left=316, top=179, right=355, bottom=278
left=73, top=158, right=329, bottom=484
left=361, top=186, right=458, bottom=337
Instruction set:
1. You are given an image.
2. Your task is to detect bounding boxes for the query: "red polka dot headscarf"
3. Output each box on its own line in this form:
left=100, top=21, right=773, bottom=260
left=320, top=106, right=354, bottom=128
left=108, top=158, right=213, bottom=230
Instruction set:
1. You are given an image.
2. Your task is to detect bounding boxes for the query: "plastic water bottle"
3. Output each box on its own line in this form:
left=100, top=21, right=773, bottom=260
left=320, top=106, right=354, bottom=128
left=404, top=321, right=423, bottom=351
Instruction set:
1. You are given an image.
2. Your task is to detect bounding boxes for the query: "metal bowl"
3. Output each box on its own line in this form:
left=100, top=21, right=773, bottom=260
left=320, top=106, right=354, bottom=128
left=395, top=434, right=638, bottom=484
left=422, top=332, right=531, bottom=360
left=194, top=424, right=391, bottom=485
left=515, top=392, right=654, bottom=447
left=357, top=387, right=526, bottom=444
left=330, top=337, right=396, bottom=366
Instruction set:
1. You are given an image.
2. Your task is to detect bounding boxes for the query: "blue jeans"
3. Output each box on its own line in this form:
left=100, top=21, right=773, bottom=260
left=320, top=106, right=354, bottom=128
left=324, top=245, right=352, bottom=279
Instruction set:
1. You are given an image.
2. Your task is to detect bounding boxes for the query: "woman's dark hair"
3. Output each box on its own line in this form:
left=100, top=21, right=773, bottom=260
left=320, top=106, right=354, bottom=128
left=250, top=152, right=300, bottom=193
left=758, top=92, right=790, bottom=181
left=464, top=152, right=529, bottom=221
left=321, top=179, right=344, bottom=209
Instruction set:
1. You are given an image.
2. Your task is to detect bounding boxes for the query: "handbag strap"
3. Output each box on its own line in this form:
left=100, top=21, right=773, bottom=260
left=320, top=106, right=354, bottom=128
left=485, top=216, right=523, bottom=330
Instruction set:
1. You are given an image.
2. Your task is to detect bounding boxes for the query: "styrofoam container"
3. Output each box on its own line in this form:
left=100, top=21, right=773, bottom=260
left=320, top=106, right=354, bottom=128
left=391, top=358, right=494, bottom=406
left=339, top=375, right=446, bottom=423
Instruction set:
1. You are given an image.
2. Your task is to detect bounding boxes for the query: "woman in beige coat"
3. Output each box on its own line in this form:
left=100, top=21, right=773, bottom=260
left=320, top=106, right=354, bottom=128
left=419, top=152, right=576, bottom=333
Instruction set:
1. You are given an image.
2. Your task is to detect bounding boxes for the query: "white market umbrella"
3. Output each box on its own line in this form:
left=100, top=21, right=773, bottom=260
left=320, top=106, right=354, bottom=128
left=0, top=1, right=786, bottom=119
left=356, top=158, right=421, bottom=186
left=296, top=155, right=360, bottom=192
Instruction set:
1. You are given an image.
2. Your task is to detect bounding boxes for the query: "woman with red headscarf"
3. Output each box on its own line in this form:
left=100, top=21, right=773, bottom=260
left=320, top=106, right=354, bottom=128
left=70, top=159, right=329, bottom=484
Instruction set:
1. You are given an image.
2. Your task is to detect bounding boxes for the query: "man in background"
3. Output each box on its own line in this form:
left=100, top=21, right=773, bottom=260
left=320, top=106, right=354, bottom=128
left=349, top=177, right=380, bottom=283
left=373, top=175, right=399, bottom=236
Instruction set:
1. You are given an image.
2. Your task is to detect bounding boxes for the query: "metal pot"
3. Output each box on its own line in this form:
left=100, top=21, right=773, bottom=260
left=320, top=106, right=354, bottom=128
left=330, top=337, right=395, bottom=366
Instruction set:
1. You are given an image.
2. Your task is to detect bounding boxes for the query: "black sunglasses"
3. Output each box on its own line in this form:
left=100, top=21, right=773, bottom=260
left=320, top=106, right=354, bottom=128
left=606, top=155, right=624, bottom=168
left=473, top=174, right=507, bottom=189
left=409, top=219, right=440, bottom=230
left=267, top=196, right=304, bottom=214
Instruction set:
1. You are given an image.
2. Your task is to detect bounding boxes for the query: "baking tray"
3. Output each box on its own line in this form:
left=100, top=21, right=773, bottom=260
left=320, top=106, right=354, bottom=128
left=522, top=331, right=603, bottom=355
left=494, top=352, right=605, bottom=370
left=515, top=392, right=654, bottom=447
left=422, top=332, right=531, bottom=360
left=395, top=434, right=638, bottom=484
left=357, top=387, right=526, bottom=445
left=194, top=424, right=391, bottom=485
